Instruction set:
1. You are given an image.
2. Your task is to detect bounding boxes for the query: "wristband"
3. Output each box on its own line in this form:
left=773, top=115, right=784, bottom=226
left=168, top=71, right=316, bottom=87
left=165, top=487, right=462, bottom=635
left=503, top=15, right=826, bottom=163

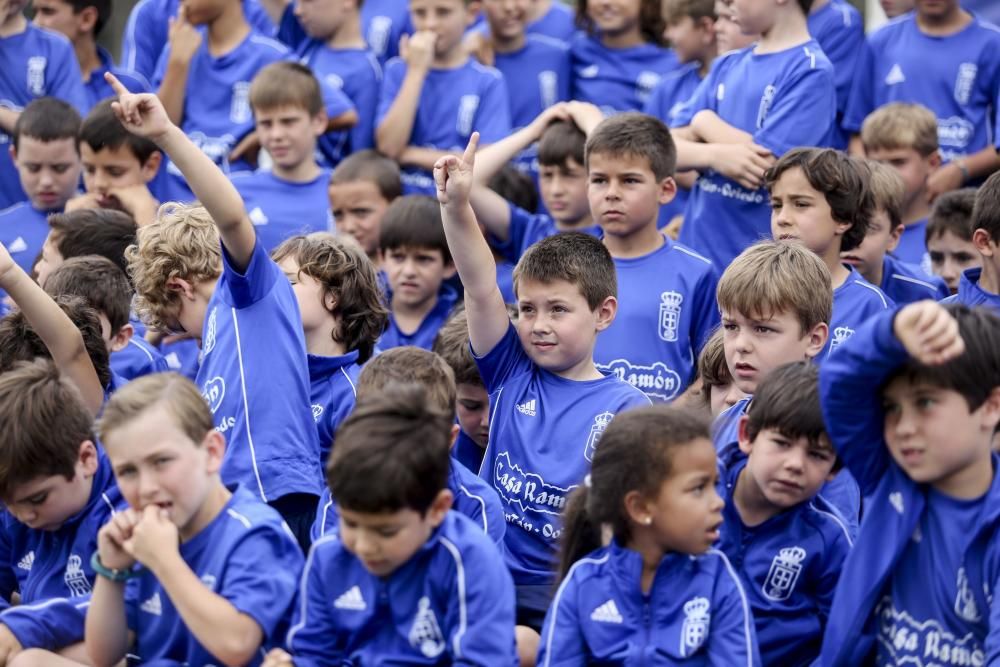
left=955, top=159, right=970, bottom=182
left=90, top=551, right=140, bottom=582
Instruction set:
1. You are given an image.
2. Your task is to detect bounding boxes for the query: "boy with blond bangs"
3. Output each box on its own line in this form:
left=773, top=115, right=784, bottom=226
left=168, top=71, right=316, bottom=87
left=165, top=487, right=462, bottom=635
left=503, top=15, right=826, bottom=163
left=842, top=160, right=949, bottom=306
left=820, top=302, right=1000, bottom=665
left=927, top=188, right=980, bottom=295
left=230, top=62, right=333, bottom=254
left=766, top=148, right=892, bottom=358
left=943, top=172, right=1000, bottom=313
left=587, top=112, right=720, bottom=403
left=861, top=103, right=943, bottom=272
left=375, top=0, right=511, bottom=195
left=328, top=149, right=402, bottom=261
left=434, top=134, right=650, bottom=630
left=110, top=74, right=322, bottom=550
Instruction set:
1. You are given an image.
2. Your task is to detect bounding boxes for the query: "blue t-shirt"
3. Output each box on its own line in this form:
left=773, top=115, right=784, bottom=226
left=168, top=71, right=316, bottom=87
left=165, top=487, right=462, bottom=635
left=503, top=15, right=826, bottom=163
left=153, top=31, right=289, bottom=202
left=307, top=350, right=360, bottom=466
left=83, top=46, right=151, bottom=111
left=230, top=168, right=333, bottom=253
left=378, top=284, right=460, bottom=351
left=361, top=0, right=413, bottom=65
left=197, top=239, right=322, bottom=502
left=527, top=2, right=576, bottom=42
left=159, top=335, right=202, bottom=380
left=880, top=254, right=949, bottom=306
left=377, top=58, right=511, bottom=194
left=120, top=0, right=275, bottom=82
left=673, top=43, right=836, bottom=271
left=0, top=202, right=51, bottom=277
left=943, top=267, right=1000, bottom=312
left=474, top=323, right=651, bottom=586
left=843, top=13, right=1000, bottom=163
left=876, top=489, right=986, bottom=665
left=825, top=267, right=892, bottom=359
left=0, top=24, right=87, bottom=209
left=296, top=41, right=382, bottom=164
left=123, top=485, right=302, bottom=665
left=569, top=33, right=678, bottom=114
left=895, top=218, right=931, bottom=272
left=806, top=0, right=864, bottom=148
left=110, top=335, right=171, bottom=382
left=490, top=202, right=601, bottom=265
left=594, top=237, right=719, bottom=402
left=453, top=429, right=486, bottom=474
left=494, top=34, right=571, bottom=129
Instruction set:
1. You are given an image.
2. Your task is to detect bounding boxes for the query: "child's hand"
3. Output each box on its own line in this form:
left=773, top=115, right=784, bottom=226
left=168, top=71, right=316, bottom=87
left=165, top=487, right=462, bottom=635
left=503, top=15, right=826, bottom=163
left=106, top=73, right=175, bottom=143
left=262, top=647, right=295, bottom=667
left=463, top=31, right=494, bottom=67
left=0, top=624, right=22, bottom=665
left=98, top=508, right=141, bottom=572
left=564, top=101, right=605, bottom=136
left=434, top=132, right=479, bottom=208
left=400, top=30, right=437, bottom=72
left=894, top=301, right=965, bottom=365
left=710, top=143, right=774, bottom=190
left=64, top=192, right=103, bottom=213
left=106, top=183, right=160, bottom=225
left=167, top=7, right=203, bottom=65
left=925, top=161, right=965, bottom=204
left=124, top=504, right=180, bottom=573
left=526, top=102, right=570, bottom=138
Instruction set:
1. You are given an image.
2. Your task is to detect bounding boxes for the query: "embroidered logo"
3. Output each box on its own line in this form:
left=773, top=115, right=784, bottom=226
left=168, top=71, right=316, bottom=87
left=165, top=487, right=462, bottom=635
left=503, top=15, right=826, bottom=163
left=763, top=546, right=806, bottom=601
left=590, top=599, right=624, bottom=624
left=26, top=57, right=47, bottom=96
left=830, top=326, right=855, bottom=351
left=230, top=81, right=252, bottom=124
left=885, top=63, right=905, bottom=86
left=516, top=399, right=537, bottom=417
left=248, top=206, right=269, bottom=226
left=658, top=291, right=684, bottom=342
left=17, top=551, right=34, bottom=571
left=63, top=553, right=92, bottom=596
left=201, top=376, right=226, bottom=414
left=954, top=63, right=977, bottom=106
left=955, top=567, right=981, bottom=622
left=538, top=71, right=558, bottom=109
left=584, top=412, right=615, bottom=462
left=140, top=592, right=162, bottom=615
left=312, top=404, right=324, bottom=421
left=7, top=237, right=27, bottom=253
left=680, top=597, right=711, bottom=655
left=579, top=65, right=599, bottom=78
left=334, top=585, right=367, bottom=611
left=756, top=84, right=777, bottom=130
left=203, top=307, right=218, bottom=355
left=636, top=71, right=660, bottom=104
left=408, top=596, right=446, bottom=658
left=366, top=16, right=392, bottom=56
left=456, top=95, right=480, bottom=137
left=889, top=492, right=904, bottom=514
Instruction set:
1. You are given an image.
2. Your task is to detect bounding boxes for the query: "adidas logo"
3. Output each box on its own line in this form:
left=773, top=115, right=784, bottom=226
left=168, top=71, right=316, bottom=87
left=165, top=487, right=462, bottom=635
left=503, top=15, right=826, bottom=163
left=516, top=399, right=537, bottom=417
left=591, top=599, right=624, bottom=624
left=140, top=592, right=162, bottom=616
left=249, top=206, right=269, bottom=226
left=17, top=551, right=34, bottom=571
left=885, top=64, right=905, bottom=85
left=8, top=237, right=27, bottom=254
left=334, top=585, right=367, bottom=611
left=889, top=492, right=904, bottom=515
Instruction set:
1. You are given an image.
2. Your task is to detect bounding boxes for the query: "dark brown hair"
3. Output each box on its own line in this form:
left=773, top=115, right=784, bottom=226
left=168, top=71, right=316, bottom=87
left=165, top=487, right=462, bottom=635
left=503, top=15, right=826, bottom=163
left=80, top=99, right=159, bottom=165
left=47, top=208, right=138, bottom=279
left=972, top=172, right=1000, bottom=244
left=927, top=187, right=977, bottom=243
left=13, top=97, right=81, bottom=150
left=378, top=195, right=451, bottom=264
left=433, top=307, right=483, bottom=388
left=514, top=232, right=617, bottom=310
left=356, top=347, right=457, bottom=420
left=585, top=112, right=677, bottom=181
left=538, top=120, right=586, bottom=168
left=330, top=149, right=403, bottom=202
left=44, top=255, right=132, bottom=334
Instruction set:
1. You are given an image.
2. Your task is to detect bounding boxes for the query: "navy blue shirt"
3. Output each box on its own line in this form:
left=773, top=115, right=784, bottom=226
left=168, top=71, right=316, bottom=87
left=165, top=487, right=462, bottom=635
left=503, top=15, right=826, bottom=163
left=880, top=254, right=949, bottom=305
left=307, top=350, right=360, bottom=466
left=825, top=267, right=892, bottom=360
left=83, top=46, right=150, bottom=111
left=942, top=267, right=1000, bottom=312
left=378, top=284, right=460, bottom=351
left=806, top=0, right=864, bottom=148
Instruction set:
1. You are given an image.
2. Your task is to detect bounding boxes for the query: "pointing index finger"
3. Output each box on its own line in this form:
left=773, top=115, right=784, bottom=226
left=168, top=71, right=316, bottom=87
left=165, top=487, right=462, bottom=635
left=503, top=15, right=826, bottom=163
left=104, top=71, right=130, bottom=96
left=462, top=132, right=480, bottom=166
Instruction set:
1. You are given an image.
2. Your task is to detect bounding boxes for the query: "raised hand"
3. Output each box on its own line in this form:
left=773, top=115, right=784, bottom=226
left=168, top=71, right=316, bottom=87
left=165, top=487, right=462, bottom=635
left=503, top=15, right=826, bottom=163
left=893, top=301, right=965, bottom=365
left=433, top=132, right=479, bottom=208
left=97, top=508, right=142, bottom=572
left=123, top=504, right=180, bottom=574
left=105, top=72, right=174, bottom=143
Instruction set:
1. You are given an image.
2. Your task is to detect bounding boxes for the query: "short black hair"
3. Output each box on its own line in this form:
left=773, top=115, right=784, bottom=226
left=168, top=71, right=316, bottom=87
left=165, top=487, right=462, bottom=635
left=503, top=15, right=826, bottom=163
left=378, top=195, right=451, bottom=264
left=80, top=99, right=159, bottom=165
left=972, top=171, right=1000, bottom=244
left=327, top=385, right=452, bottom=515
left=13, top=97, right=81, bottom=150
left=47, top=208, right=138, bottom=280
left=927, top=188, right=977, bottom=243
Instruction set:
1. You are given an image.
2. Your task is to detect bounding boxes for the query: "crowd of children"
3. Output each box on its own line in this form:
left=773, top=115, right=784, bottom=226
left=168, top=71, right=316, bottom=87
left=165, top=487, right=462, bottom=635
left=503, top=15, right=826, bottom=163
left=0, top=0, right=999, bottom=661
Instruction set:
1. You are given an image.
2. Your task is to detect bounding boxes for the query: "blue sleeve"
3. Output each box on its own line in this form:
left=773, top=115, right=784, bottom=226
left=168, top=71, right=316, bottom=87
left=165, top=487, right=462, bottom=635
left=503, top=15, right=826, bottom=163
left=375, top=59, right=406, bottom=128
left=814, top=527, right=851, bottom=629
left=309, top=490, right=338, bottom=542
left=219, top=238, right=280, bottom=309
left=986, top=552, right=1000, bottom=664
left=841, top=40, right=875, bottom=134
left=320, top=78, right=356, bottom=121
left=219, top=528, right=303, bottom=641
left=473, top=73, right=512, bottom=145
left=669, top=62, right=719, bottom=127
left=346, top=63, right=380, bottom=151
left=708, top=554, right=761, bottom=667
left=752, top=65, right=837, bottom=156
left=444, top=545, right=517, bottom=665
left=1, top=596, right=89, bottom=649
left=285, top=542, right=346, bottom=664
left=48, top=42, right=88, bottom=115
left=120, top=0, right=168, bottom=82
left=471, top=323, right=533, bottom=393
left=536, top=573, right=587, bottom=667
left=818, top=308, right=907, bottom=497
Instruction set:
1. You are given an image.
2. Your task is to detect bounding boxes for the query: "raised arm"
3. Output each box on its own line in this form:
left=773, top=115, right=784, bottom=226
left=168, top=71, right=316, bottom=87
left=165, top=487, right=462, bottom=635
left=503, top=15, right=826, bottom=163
left=435, top=133, right=511, bottom=356
left=108, top=73, right=257, bottom=270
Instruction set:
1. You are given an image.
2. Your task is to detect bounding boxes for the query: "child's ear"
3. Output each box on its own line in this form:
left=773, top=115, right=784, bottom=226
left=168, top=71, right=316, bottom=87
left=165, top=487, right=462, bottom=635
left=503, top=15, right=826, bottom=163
left=311, top=109, right=329, bottom=138
left=803, top=322, right=829, bottom=359
left=427, top=489, right=454, bottom=527
left=464, top=0, right=482, bottom=26
left=977, top=386, right=1000, bottom=434
left=78, top=440, right=100, bottom=477
left=972, top=228, right=996, bottom=258
left=448, top=423, right=460, bottom=451
left=141, top=151, right=163, bottom=183
left=78, top=5, right=99, bottom=32
left=202, top=430, right=227, bottom=474
left=657, top=176, right=677, bottom=206
left=927, top=150, right=943, bottom=170
left=736, top=415, right=754, bottom=456
left=594, top=295, right=617, bottom=332
left=623, top=490, right=653, bottom=527
left=442, top=261, right=457, bottom=280
left=166, top=276, right=196, bottom=300
left=324, top=289, right=339, bottom=312
left=886, top=223, right=904, bottom=252
left=109, top=322, right=135, bottom=353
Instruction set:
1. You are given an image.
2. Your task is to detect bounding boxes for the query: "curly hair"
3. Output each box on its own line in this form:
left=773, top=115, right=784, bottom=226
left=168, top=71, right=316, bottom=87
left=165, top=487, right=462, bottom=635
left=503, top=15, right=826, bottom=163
left=125, top=202, right=222, bottom=331
left=271, top=233, right=388, bottom=363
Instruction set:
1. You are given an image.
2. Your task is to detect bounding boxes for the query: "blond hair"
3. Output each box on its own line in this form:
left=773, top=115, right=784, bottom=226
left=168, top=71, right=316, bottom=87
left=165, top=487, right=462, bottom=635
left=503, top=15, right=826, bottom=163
left=126, top=202, right=222, bottom=330
left=860, top=103, right=939, bottom=156
left=249, top=61, right=323, bottom=116
left=866, top=160, right=905, bottom=229
left=717, top=241, right=832, bottom=334
left=97, top=372, right=214, bottom=447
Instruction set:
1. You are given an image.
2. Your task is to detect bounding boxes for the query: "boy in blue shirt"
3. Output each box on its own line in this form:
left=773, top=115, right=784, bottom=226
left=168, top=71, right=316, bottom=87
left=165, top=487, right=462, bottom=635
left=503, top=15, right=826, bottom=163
left=434, top=134, right=651, bottom=629
left=669, top=0, right=836, bottom=270
left=328, top=149, right=402, bottom=262
left=819, top=301, right=1000, bottom=665
left=83, top=372, right=302, bottom=666
left=861, top=102, right=942, bottom=271
left=377, top=195, right=459, bottom=351
left=0, top=0, right=86, bottom=209
left=927, top=188, right=980, bottom=295
left=943, top=172, right=1000, bottom=313
left=587, top=112, right=719, bottom=403
left=230, top=62, right=333, bottom=253
left=32, top=0, right=151, bottom=110
left=805, top=0, right=863, bottom=149
left=0, top=99, right=81, bottom=287
left=841, top=160, right=948, bottom=305
left=765, top=148, right=892, bottom=358
left=110, top=74, right=322, bottom=549
left=843, top=0, right=1000, bottom=197
left=375, top=0, right=511, bottom=194
left=268, top=385, right=516, bottom=665
left=720, top=361, right=852, bottom=666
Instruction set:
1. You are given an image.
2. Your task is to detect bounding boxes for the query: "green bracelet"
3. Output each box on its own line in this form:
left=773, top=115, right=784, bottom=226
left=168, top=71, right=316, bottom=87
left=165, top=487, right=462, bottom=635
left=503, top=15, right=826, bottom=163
left=955, top=159, right=970, bottom=182
left=90, top=550, right=140, bottom=582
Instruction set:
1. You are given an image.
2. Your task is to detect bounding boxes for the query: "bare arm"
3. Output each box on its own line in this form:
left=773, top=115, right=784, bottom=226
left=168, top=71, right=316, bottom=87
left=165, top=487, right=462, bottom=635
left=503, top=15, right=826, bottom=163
left=926, top=146, right=1000, bottom=203
left=375, top=32, right=435, bottom=159
left=469, top=184, right=513, bottom=242
left=435, top=134, right=511, bottom=356
left=86, top=577, right=131, bottom=667
left=690, top=110, right=754, bottom=144
left=398, top=146, right=450, bottom=170
left=673, top=138, right=774, bottom=190
left=0, top=108, right=17, bottom=134
left=156, top=12, right=202, bottom=126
